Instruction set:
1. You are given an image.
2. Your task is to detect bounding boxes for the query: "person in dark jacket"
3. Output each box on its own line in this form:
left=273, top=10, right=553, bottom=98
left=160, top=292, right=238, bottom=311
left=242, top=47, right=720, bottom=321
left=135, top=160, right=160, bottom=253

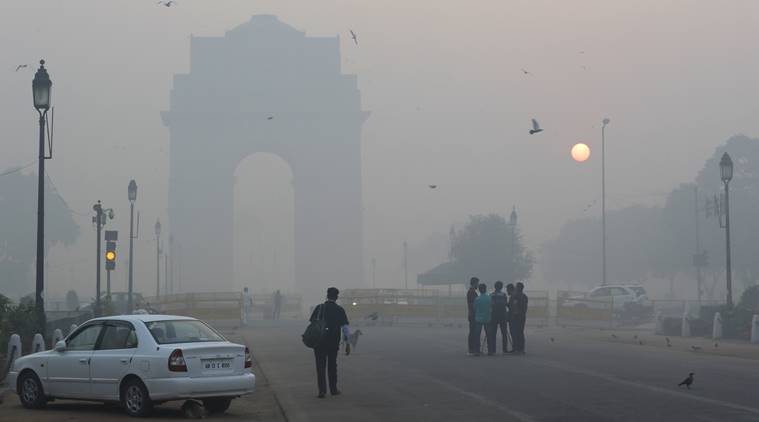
left=466, top=277, right=480, bottom=355
left=489, top=281, right=509, bottom=354
left=508, top=282, right=529, bottom=354
left=309, top=287, right=350, bottom=398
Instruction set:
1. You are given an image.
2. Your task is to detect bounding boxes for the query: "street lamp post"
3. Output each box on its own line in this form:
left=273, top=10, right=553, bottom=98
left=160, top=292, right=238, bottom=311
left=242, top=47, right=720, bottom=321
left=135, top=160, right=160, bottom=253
left=601, top=118, right=610, bottom=286
left=155, top=219, right=161, bottom=298
left=128, top=180, right=137, bottom=314
left=32, top=60, right=52, bottom=333
left=403, top=241, right=408, bottom=289
left=508, top=206, right=518, bottom=283
left=719, top=153, right=734, bottom=307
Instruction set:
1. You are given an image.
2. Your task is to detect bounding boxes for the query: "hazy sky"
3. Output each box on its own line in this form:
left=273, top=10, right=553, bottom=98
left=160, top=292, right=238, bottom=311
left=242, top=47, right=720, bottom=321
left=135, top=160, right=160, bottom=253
left=2, top=1, right=759, bottom=298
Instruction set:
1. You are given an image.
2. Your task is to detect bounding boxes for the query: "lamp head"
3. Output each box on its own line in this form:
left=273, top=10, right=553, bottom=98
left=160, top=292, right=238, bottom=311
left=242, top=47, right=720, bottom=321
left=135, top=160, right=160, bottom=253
left=720, top=152, right=733, bottom=183
left=128, top=179, right=137, bottom=202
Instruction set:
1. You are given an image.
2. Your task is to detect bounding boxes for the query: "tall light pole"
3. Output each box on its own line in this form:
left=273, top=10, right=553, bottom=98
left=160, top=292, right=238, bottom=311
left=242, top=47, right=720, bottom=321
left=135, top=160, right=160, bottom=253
left=508, top=206, right=518, bottom=283
left=719, top=153, right=734, bottom=307
left=92, top=201, right=113, bottom=316
left=128, top=180, right=137, bottom=314
left=402, top=241, right=409, bottom=289
left=601, top=118, right=610, bottom=286
left=155, top=219, right=162, bottom=298
left=32, top=60, right=52, bottom=333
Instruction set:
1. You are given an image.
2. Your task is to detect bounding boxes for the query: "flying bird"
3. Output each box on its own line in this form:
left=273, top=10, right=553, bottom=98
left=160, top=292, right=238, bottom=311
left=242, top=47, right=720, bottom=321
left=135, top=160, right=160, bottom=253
left=157, top=0, right=176, bottom=7
left=610, top=334, right=617, bottom=339
left=529, top=119, right=543, bottom=135
left=691, top=345, right=702, bottom=351
left=521, top=68, right=532, bottom=76
left=15, top=64, right=28, bottom=72
left=349, top=30, right=358, bottom=45
left=267, top=116, right=274, bottom=120
left=678, top=372, right=694, bottom=389
left=428, top=185, right=437, bottom=189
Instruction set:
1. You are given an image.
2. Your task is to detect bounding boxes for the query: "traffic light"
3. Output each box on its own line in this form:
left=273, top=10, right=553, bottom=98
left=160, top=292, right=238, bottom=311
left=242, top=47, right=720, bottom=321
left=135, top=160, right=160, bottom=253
left=106, top=241, right=116, bottom=270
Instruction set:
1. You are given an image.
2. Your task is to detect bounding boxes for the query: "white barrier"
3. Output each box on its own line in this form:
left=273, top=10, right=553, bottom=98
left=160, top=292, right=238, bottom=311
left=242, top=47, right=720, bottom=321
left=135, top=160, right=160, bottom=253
left=4, top=334, right=22, bottom=377
left=752, top=315, right=759, bottom=345
left=32, top=333, right=45, bottom=353
left=52, top=329, right=64, bottom=347
left=712, top=312, right=722, bottom=340
left=681, top=312, right=691, bottom=337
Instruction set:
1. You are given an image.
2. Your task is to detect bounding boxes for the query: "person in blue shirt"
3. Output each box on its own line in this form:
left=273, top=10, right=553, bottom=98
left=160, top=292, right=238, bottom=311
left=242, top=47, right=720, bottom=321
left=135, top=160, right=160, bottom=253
left=473, top=283, right=494, bottom=356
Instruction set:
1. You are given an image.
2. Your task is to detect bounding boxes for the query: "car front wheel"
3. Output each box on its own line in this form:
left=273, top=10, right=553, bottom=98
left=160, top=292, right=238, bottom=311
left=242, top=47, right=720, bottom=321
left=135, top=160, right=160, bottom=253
left=121, top=378, right=153, bottom=417
left=18, top=371, right=47, bottom=409
left=203, top=397, right=232, bottom=414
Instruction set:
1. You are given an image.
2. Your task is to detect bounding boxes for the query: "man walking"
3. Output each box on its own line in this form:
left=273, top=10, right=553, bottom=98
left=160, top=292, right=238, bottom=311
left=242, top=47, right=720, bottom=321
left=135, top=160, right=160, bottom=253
left=273, top=290, right=283, bottom=320
left=474, top=283, right=493, bottom=355
left=490, top=281, right=509, bottom=354
left=309, top=287, right=350, bottom=398
left=509, top=282, right=529, bottom=354
left=466, top=277, right=479, bottom=355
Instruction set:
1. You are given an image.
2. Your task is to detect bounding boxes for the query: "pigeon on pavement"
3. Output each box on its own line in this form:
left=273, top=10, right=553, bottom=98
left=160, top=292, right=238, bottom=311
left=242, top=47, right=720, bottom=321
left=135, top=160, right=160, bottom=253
left=678, top=373, right=694, bottom=389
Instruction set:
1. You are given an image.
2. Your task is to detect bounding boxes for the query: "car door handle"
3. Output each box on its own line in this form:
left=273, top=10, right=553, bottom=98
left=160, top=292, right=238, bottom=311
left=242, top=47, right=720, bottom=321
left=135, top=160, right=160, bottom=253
left=79, top=358, right=88, bottom=364
left=120, top=359, right=129, bottom=364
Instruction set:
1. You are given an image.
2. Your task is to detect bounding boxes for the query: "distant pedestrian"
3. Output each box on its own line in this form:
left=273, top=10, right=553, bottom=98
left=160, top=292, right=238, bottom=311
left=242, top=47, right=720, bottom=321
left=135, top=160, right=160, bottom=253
left=473, top=283, right=493, bottom=356
left=309, top=287, right=350, bottom=398
left=466, top=277, right=480, bottom=355
left=509, top=282, right=529, bottom=354
left=242, top=287, right=253, bottom=326
left=489, top=281, right=509, bottom=354
left=273, top=290, right=283, bottom=320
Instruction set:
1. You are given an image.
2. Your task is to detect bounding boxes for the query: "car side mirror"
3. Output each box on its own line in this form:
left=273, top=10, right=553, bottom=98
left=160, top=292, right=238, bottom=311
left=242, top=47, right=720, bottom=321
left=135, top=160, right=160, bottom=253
left=54, top=340, right=66, bottom=352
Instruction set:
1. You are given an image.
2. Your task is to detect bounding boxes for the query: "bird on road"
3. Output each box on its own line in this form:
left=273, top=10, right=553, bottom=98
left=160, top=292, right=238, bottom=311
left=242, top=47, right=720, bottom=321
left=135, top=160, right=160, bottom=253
left=665, top=337, right=672, bottom=347
left=638, top=340, right=644, bottom=345
left=633, top=334, right=638, bottom=340
left=428, top=185, right=437, bottom=189
left=714, top=342, right=719, bottom=348
left=550, top=337, right=554, bottom=343
left=691, top=345, right=702, bottom=351
left=611, top=334, right=617, bottom=339
left=521, top=68, right=532, bottom=76
left=365, top=311, right=379, bottom=321
left=15, top=64, right=28, bottom=72
left=678, top=372, right=694, bottom=389
left=529, top=118, right=543, bottom=135
left=349, top=29, right=358, bottom=45
left=157, top=0, right=176, bottom=7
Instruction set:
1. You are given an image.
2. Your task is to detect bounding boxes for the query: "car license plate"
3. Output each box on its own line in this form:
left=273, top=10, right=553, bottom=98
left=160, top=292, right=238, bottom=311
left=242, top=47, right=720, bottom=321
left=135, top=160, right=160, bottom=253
left=202, top=359, right=232, bottom=370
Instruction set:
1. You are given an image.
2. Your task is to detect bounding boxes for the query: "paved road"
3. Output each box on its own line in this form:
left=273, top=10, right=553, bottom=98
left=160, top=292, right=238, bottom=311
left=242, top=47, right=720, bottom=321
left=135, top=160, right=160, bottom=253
left=242, top=321, right=759, bottom=422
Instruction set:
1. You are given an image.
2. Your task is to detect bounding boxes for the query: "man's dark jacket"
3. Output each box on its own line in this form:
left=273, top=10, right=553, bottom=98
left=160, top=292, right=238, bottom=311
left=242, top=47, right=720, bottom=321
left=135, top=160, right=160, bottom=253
left=309, top=300, right=349, bottom=351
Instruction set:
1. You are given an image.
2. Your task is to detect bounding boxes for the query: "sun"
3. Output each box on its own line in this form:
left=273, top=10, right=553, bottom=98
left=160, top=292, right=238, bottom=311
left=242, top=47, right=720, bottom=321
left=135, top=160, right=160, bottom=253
left=571, top=143, right=591, bottom=162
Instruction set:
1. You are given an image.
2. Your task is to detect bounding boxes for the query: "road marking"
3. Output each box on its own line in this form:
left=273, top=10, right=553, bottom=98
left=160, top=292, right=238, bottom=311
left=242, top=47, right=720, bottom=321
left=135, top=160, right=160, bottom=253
left=427, top=377, right=538, bottom=422
left=530, top=358, right=759, bottom=416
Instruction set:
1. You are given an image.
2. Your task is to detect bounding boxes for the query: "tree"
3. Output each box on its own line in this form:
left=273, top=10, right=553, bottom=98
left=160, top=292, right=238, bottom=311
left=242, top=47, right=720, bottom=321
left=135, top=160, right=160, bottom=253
left=450, top=214, right=534, bottom=284
left=0, top=170, right=79, bottom=298
left=65, top=290, right=80, bottom=311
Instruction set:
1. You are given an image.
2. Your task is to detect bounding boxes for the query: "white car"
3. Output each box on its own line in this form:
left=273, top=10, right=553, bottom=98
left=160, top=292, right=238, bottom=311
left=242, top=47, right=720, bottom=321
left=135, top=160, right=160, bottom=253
left=7, top=314, right=255, bottom=417
left=563, top=285, right=652, bottom=313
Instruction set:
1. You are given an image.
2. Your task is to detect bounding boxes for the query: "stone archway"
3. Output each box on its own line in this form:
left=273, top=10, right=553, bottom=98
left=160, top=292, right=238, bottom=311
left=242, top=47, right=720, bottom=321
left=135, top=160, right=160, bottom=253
left=161, top=15, right=368, bottom=299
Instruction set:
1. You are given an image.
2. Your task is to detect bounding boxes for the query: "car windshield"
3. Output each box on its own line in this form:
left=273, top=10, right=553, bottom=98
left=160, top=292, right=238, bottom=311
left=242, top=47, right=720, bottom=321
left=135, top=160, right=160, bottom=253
left=629, top=287, right=646, bottom=297
left=144, top=320, right=225, bottom=344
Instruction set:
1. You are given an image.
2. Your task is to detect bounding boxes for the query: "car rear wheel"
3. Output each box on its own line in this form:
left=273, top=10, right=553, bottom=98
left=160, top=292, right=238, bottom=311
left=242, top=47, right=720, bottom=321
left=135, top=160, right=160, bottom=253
left=18, top=371, right=47, bottom=409
left=203, top=397, right=232, bottom=414
left=121, top=378, right=153, bottom=417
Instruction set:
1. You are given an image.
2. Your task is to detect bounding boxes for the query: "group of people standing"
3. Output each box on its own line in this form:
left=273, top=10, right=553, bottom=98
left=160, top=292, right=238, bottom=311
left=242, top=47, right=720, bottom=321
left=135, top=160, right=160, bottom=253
left=467, top=277, right=528, bottom=356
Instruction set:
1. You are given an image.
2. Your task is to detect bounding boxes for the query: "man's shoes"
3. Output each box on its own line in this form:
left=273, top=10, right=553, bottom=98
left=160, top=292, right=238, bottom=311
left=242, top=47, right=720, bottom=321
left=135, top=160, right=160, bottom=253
left=317, top=393, right=326, bottom=399
left=331, top=390, right=342, bottom=396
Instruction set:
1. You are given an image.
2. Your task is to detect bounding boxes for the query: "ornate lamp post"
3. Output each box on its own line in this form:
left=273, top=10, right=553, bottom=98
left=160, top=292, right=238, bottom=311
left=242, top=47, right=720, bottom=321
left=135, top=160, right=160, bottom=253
left=719, top=153, right=733, bottom=307
left=32, top=60, right=52, bottom=333
left=155, top=219, right=162, bottom=298
left=128, top=180, right=137, bottom=313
